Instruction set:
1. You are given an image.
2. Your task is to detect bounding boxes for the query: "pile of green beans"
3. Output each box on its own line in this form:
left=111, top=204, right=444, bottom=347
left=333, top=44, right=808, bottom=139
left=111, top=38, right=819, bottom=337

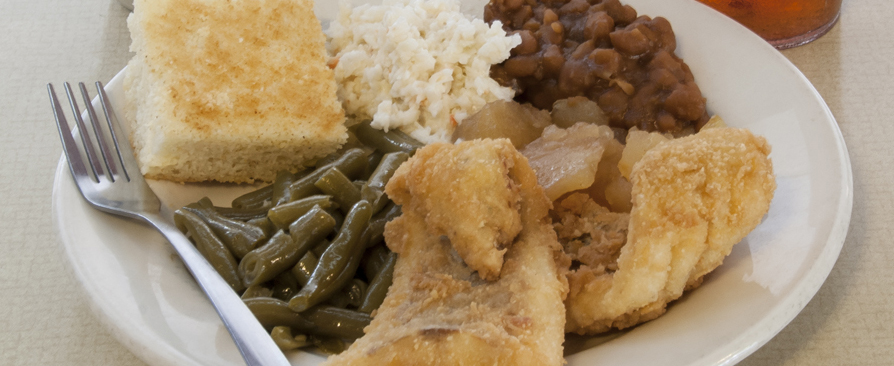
left=173, top=122, right=418, bottom=353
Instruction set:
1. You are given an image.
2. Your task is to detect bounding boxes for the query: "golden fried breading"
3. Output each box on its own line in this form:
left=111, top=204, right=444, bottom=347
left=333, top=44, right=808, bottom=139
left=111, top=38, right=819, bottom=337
left=321, top=139, right=568, bottom=366
left=386, top=140, right=524, bottom=280
left=565, top=127, right=775, bottom=334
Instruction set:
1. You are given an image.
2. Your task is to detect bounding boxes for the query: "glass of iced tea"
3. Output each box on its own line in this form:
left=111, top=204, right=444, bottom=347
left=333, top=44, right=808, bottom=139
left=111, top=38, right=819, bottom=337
left=697, top=0, right=842, bottom=49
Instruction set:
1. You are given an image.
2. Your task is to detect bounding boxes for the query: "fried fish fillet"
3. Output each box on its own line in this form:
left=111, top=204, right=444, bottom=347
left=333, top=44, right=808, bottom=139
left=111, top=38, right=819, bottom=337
left=320, top=139, right=568, bottom=366
left=385, top=140, right=524, bottom=280
left=565, top=127, right=776, bottom=334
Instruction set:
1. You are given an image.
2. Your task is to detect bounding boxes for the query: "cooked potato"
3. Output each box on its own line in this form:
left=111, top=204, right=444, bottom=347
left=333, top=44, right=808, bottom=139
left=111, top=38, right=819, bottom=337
left=521, top=123, right=615, bottom=201
left=585, top=138, right=632, bottom=212
left=452, top=100, right=551, bottom=148
left=618, top=128, right=670, bottom=180
left=551, top=97, right=610, bottom=128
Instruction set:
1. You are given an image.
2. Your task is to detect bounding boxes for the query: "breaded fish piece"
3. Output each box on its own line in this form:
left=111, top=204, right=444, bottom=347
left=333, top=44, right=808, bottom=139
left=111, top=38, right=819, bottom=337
left=321, top=139, right=568, bottom=366
left=566, top=127, right=775, bottom=334
left=385, top=140, right=524, bottom=280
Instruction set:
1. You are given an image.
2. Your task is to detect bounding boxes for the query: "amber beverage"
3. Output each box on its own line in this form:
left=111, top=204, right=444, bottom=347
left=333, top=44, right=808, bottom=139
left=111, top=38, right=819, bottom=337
left=697, top=0, right=842, bottom=49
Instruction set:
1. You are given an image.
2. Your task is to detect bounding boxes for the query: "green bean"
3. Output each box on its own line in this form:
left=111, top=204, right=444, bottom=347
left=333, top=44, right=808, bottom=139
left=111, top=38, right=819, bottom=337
left=376, top=201, right=402, bottom=221
left=314, top=168, right=361, bottom=212
left=366, top=150, right=384, bottom=178
left=239, top=207, right=336, bottom=287
left=244, top=297, right=313, bottom=331
left=271, top=271, right=300, bottom=301
left=291, top=251, right=318, bottom=287
left=325, top=208, right=345, bottom=233
left=239, top=230, right=294, bottom=288
left=198, top=197, right=269, bottom=221
left=231, top=184, right=274, bottom=209
left=358, top=252, right=396, bottom=313
left=367, top=153, right=409, bottom=188
left=247, top=217, right=274, bottom=238
left=271, top=170, right=298, bottom=206
left=363, top=202, right=401, bottom=248
left=324, top=290, right=350, bottom=308
left=267, top=195, right=333, bottom=230
left=361, top=152, right=409, bottom=213
left=344, top=279, right=368, bottom=308
left=310, top=336, right=345, bottom=355
left=303, top=305, right=372, bottom=339
left=289, top=201, right=372, bottom=312
left=311, top=239, right=331, bottom=258
left=289, top=211, right=332, bottom=247
left=352, top=180, right=366, bottom=193
left=295, top=237, right=365, bottom=311
left=241, top=285, right=273, bottom=300
left=362, top=244, right=391, bottom=281
left=325, top=279, right=367, bottom=308
left=270, top=326, right=310, bottom=351
left=352, top=120, right=424, bottom=155
left=173, top=126, right=414, bottom=354
left=314, top=151, right=342, bottom=170
left=181, top=204, right=267, bottom=259
left=288, top=148, right=370, bottom=201
left=174, top=209, right=244, bottom=292
left=244, top=298, right=370, bottom=341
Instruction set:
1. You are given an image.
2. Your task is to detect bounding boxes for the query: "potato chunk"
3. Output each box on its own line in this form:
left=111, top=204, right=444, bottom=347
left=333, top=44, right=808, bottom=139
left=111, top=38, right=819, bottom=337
left=618, top=129, right=670, bottom=180
left=452, top=100, right=551, bottom=148
left=586, top=137, right=632, bottom=212
left=551, top=97, right=610, bottom=128
left=522, top=123, right=616, bottom=201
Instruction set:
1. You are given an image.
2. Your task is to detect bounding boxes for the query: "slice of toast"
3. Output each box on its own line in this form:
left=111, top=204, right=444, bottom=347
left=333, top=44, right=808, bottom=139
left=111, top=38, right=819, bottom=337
left=124, top=0, right=346, bottom=183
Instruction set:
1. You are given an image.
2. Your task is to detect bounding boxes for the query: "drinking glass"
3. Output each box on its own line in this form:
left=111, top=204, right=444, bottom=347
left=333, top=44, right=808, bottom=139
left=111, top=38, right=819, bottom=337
left=697, top=0, right=842, bottom=49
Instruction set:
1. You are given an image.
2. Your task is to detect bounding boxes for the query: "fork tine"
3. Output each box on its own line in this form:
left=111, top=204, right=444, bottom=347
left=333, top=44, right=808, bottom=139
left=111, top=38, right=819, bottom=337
left=63, top=82, right=104, bottom=181
left=79, top=82, right=119, bottom=181
left=49, top=83, right=91, bottom=182
left=96, top=81, right=136, bottom=182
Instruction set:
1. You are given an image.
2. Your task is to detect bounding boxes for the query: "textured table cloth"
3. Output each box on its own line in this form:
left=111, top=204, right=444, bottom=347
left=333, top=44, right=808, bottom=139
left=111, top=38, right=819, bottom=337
left=1, top=0, right=890, bottom=365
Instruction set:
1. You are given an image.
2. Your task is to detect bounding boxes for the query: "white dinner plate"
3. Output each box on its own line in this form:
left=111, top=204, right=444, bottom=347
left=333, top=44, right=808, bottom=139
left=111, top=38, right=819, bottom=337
left=52, top=0, right=853, bottom=365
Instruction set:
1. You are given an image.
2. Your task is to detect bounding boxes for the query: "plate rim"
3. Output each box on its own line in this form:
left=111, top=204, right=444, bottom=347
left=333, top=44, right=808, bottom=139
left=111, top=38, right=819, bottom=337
left=53, top=156, right=200, bottom=366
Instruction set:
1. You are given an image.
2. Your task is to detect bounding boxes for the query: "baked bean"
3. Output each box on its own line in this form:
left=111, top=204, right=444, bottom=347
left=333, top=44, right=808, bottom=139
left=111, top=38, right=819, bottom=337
left=542, top=45, right=565, bottom=75
left=543, top=9, right=559, bottom=25
left=584, top=12, right=614, bottom=43
left=505, top=0, right=524, bottom=11
left=504, top=55, right=540, bottom=77
left=512, top=30, right=539, bottom=55
left=665, top=83, right=706, bottom=121
left=486, top=0, right=709, bottom=133
left=571, top=40, right=595, bottom=59
left=609, top=27, right=651, bottom=56
left=559, top=0, right=590, bottom=14
left=589, top=48, right=620, bottom=76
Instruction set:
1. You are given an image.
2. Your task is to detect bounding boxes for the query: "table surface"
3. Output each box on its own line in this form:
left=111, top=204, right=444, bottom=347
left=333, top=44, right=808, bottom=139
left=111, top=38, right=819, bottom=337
left=1, top=0, right=891, bottom=365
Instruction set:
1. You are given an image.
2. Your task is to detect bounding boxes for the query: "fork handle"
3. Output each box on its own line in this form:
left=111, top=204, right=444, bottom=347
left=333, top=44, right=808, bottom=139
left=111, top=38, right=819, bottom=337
left=145, top=214, right=292, bottom=366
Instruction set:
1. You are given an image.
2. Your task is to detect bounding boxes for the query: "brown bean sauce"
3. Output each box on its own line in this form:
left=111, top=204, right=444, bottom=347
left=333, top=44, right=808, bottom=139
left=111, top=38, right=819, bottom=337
left=485, top=0, right=710, bottom=133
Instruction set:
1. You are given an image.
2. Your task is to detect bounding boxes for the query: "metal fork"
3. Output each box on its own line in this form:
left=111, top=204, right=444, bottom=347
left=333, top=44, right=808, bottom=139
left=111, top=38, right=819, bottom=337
left=48, top=82, right=291, bottom=366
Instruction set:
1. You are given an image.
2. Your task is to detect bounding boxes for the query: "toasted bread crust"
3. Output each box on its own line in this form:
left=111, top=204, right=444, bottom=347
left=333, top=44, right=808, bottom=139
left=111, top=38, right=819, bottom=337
left=124, top=0, right=346, bottom=183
